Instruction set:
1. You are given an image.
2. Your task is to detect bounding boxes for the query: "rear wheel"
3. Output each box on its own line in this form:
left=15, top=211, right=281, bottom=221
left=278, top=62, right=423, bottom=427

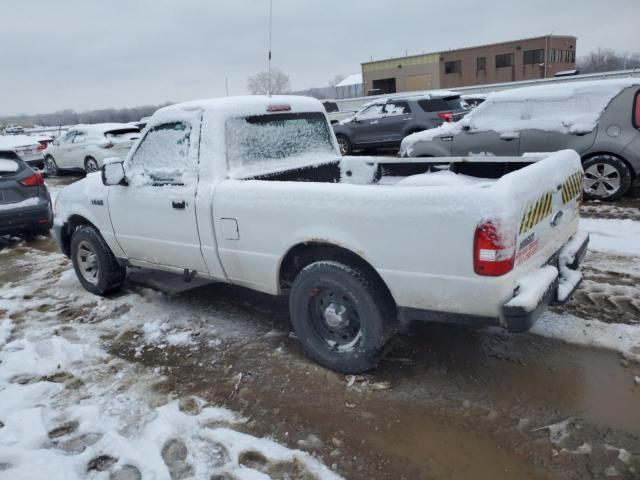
left=289, top=261, right=396, bottom=373
left=336, top=134, right=352, bottom=156
left=44, top=155, right=59, bottom=177
left=84, top=157, right=100, bottom=173
left=583, top=155, right=632, bottom=201
left=70, top=226, right=126, bottom=295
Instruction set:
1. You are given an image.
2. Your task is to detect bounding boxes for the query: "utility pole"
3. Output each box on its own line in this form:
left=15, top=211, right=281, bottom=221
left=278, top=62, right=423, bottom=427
left=268, top=0, right=273, bottom=96
left=225, top=77, right=229, bottom=96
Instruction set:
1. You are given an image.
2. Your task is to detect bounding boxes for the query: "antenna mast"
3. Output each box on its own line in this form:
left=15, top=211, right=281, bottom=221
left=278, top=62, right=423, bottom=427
left=268, top=0, right=273, bottom=96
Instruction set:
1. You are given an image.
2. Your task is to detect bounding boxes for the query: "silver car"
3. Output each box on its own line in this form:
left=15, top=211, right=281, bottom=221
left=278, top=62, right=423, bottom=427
left=401, top=79, right=640, bottom=200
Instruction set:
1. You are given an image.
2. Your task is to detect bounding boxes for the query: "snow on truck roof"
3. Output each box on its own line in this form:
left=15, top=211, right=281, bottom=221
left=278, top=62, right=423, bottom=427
left=152, top=95, right=325, bottom=124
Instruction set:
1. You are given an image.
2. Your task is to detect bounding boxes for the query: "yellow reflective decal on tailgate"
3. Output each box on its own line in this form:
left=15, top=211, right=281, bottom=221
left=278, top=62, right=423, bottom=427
left=561, top=172, right=582, bottom=204
left=519, top=191, right=553, bottom=234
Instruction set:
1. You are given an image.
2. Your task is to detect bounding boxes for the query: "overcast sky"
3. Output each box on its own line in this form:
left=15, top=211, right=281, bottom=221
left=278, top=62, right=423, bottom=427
left=1, top=0, right=638, bottom=115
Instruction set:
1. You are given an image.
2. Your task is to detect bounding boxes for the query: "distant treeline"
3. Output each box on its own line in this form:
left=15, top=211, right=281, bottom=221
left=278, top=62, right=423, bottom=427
left=1, top=103, right=173, bottom=127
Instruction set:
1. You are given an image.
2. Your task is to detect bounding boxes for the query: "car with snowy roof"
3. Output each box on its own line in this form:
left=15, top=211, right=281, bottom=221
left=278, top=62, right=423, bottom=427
left=0, top=151, right=53, bottom=237
left=321, top=100, right=356, bottom=125
left=332, top=91, right=467, bottom=155
left=0, top=134, right=46, bottom=170
left=400, top=79, right=640, bottom=201
left=43, top=123, right=141, bottom=176
left=53, top=95, right=588, bottom=373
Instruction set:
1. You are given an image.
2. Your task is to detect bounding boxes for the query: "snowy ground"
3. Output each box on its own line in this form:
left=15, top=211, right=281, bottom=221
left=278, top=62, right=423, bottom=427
left=0, top=176, right=639, bottom=479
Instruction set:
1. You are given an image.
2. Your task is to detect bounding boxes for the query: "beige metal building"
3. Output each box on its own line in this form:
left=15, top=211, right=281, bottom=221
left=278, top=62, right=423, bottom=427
left=362, top=35, right=577, bottom=95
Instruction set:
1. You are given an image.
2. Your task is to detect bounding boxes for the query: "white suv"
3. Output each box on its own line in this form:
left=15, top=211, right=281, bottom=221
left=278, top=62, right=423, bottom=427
left=44, top=123, right=140, bottom=176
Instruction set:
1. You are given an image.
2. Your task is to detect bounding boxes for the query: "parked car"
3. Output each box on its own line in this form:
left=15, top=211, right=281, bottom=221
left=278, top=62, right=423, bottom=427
left=0, top=150, right=53, bottom=237
left=0, top=135, right=45, bottom=170
left=43, top=123, right=141, bottom=176
left=54, top=95, right=587, bottom=373
left=401, top=79, right=640, bottom=201
left=3, top=125, right=25, bottom=135
left=332, top=91, right=467, bottom=155
left=321, top=100, right=356, bottom=125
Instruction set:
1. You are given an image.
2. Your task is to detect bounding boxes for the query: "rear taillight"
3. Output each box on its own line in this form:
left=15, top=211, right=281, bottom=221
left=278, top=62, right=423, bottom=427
left=474, top=221, right=516, bottom=276
left=99, top=140, right=114, bottom=149
left=19, top=172, right=45, bottom=187
left=37, top=142, right=47, bottom=151
left=437, top=111, right=454, bottom=122
left=634, top=92, right=640, bottom=128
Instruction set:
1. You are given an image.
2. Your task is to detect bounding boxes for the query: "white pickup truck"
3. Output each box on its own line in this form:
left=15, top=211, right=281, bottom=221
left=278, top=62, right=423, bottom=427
left=54, top=95, right=588, bottom=373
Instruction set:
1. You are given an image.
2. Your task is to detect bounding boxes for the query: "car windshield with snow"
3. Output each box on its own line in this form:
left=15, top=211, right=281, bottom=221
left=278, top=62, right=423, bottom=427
left=53, top=95, right=588, bottom=374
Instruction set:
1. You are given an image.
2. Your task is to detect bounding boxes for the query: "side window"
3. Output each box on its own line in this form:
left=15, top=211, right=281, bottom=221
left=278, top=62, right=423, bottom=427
left=129, top=122, right=192, bottom=186
left=62, top=131, right=76, bottom=143
left=469, top=101, right=524, bottom=132
left=383, top=101, right=411, bottom=116
left=357, top=104, right=384, bottom=120
left=72, top=132, right=86, bottom=143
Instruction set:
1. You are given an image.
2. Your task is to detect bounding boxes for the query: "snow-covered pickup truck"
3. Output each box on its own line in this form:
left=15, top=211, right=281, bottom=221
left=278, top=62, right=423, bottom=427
left=54, top=95, right=588, bottom=373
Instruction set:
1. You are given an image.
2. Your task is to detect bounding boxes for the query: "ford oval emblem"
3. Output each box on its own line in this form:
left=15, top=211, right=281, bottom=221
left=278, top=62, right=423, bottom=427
left=551, top=210, right=564, bottom=227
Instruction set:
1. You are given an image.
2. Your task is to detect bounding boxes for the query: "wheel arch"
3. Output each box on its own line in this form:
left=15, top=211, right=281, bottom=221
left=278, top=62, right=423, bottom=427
left=278, top=241, right=396, bottom=307
left=59, top=215, right=99, bottom=257
left=581, top=151, right=636, bottom=179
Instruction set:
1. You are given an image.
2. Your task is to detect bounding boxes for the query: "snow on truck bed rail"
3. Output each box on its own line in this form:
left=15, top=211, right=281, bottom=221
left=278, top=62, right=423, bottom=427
left=402, top=78, right=640, bottom=154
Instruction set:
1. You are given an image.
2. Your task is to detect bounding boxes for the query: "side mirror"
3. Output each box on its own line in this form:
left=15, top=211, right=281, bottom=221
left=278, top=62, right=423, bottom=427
left=101, top=159, right=127, bottom=186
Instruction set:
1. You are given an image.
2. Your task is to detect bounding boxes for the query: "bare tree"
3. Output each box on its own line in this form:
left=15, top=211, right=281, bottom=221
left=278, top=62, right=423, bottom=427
left=577, top=48, right=640, bottom=73
left=247, top=69, right=290, bottom=95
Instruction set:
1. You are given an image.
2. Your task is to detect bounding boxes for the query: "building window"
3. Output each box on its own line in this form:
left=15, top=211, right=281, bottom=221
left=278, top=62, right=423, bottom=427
left=445, top=60, right=462, bottom=74
left=496, top=53, right=514, bottom=68
left=477, top=57, right=486, bottom=71
left=524, top=49, right=545, bottom=65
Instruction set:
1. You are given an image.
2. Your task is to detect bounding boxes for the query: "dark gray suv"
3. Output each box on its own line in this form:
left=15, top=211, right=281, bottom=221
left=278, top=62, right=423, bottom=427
left=401, top=79, right=640, bottom=200
left=332, top=92, right=466, bottom=155
left=0, top=151, right=53, bottom=237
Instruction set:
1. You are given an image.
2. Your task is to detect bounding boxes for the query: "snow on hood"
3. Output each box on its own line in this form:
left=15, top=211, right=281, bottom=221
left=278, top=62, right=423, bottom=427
left=401, top=78, right=640, bottom=155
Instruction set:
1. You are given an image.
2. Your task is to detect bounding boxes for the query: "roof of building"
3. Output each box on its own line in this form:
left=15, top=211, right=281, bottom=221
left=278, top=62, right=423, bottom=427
left=336, top=73, right=363, bottom=87
left=362, top=34, right=576, bottom=66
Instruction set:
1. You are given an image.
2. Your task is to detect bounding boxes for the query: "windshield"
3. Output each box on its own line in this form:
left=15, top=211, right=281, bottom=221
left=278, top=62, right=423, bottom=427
left=226, top=112, right=336, bottom=178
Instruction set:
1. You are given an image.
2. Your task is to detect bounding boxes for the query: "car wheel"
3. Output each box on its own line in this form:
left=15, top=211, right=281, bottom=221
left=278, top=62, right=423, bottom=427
left=583, top=155, right=632, bottom=201
left=44, top=156, right=59, bottom=177
left=336, top=134, right=352, bottom=156
left=289, top=260, right=397, bottom=373
left=70, top=225, right=126, bottom=296
left=84, top=157, right=100, bottom=173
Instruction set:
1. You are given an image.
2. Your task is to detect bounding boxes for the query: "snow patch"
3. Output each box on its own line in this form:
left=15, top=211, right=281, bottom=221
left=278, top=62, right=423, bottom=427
left=579, top=218, right=640, bottom=257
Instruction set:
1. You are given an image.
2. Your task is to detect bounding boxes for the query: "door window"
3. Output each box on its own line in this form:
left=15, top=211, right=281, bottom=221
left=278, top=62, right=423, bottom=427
left=62, top=131, right=76, bottom=143
left=383, top=101, right=411, bottom=116
left=357, top=104, right=384, bottom=120
left=72, top=132, right=86, bottom=143
left=128, top=122, right=192, bottom=186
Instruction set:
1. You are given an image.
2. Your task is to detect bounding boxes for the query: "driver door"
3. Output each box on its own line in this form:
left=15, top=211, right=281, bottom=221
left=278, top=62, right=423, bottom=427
left=107, top=120, right=209, bottom=274
left=351, top=103, right=385, bottom=145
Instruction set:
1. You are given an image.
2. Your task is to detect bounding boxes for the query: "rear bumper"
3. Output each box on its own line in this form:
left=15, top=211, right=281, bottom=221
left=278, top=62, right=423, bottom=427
left=0, top=201, right=53, bottom=236
left=502, top=231, right=589, bottom=332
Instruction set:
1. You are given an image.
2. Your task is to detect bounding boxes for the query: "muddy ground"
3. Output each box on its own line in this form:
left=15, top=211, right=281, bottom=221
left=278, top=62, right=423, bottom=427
left=1, top=175, right=639, bottom=479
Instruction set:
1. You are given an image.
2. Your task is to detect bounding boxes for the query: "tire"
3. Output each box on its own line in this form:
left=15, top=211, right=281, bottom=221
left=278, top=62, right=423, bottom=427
left=582, top=155, right=632, bottom=201
left=84, top=157, right=100, bottom=173
left=336, top=134, right=352, bottom=156
left=44, top=155, right=59, bottom=177
left=70, top=225, right=126, bottom=295
left=289, top=260, right=397, bottom=373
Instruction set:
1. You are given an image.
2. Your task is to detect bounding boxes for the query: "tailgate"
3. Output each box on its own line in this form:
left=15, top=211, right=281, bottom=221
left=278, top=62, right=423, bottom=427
left=514, top=169, right=582, bottom=270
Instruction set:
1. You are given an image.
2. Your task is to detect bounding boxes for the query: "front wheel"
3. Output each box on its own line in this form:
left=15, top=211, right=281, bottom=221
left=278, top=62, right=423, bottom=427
left=70, top=226, right=126, bottom=295
left=583, top=155, right=632, bottom=201
left=84, top=157, right=100, bottom=173
left=336, top=134, right=352, bottom=156
left=289, top=261, right=396, bottom=373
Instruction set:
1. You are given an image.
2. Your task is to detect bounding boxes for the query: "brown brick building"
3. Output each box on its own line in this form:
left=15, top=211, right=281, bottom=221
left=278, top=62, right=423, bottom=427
left=361, top=35, right=577, bottom=95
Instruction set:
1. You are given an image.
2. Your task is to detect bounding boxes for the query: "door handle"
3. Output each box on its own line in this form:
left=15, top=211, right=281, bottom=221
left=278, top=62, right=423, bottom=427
left=403, top=117, right=413, bottom=121
left=172, top=200, right=186, bottom=209
left=369, top=120, right=379, bottom=125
